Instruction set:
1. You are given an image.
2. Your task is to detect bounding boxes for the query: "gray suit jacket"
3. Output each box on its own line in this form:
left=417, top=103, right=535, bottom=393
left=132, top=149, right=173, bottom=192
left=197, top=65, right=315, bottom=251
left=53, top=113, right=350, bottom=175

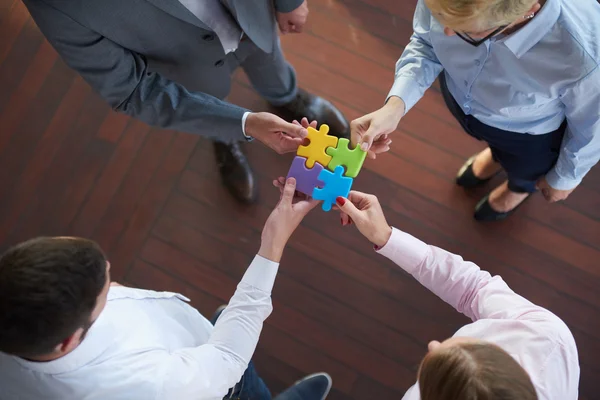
left=23, top=0, right=303, bottom=141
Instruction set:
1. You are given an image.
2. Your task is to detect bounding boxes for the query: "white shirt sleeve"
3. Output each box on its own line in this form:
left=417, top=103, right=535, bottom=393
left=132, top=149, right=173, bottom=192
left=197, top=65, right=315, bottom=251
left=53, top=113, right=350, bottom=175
left=241, top=111, right=252, bottom=140
left=156, top=255, right=278, bottom=400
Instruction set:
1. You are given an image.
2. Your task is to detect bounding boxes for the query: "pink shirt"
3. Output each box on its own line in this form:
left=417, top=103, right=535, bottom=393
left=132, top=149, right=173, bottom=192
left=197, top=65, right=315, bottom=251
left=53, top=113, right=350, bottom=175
left=377, top=228, right=580, bottom=400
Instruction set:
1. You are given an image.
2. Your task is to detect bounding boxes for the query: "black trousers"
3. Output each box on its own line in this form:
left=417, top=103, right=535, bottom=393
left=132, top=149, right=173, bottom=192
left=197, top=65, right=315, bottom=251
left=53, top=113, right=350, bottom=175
left=440, top=73, right=566, bottom=193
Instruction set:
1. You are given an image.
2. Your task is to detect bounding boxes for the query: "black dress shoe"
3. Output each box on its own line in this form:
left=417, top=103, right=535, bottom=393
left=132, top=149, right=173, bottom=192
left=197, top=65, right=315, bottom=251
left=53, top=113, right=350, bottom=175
left=474, top=193, right=531, bottom=221
left=456, top=155, right=498, bottom=188
left=274, top=373, right=332, bottom=400
left=213, top=142, right=257, bottom=204
left=272, top=88, right=350, bottom=139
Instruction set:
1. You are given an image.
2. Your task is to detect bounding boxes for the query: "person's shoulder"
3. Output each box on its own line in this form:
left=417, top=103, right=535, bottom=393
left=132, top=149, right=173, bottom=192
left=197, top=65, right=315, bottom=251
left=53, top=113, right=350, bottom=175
left=556, top=0, right=600, bottom=66
left=521, top=308, right=576, bottom=351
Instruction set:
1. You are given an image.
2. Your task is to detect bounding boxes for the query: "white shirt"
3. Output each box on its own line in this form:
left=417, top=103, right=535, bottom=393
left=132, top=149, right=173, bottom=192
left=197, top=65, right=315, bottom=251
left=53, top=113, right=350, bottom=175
left=377, top=229, right=580, bottom=400
left=176, top=1, right=254, bottom=140
left=178, top=0, right=243, bottom=54
left=0, top=255, right=278, bottom=400
left=176, top=0, right=252, bottom=139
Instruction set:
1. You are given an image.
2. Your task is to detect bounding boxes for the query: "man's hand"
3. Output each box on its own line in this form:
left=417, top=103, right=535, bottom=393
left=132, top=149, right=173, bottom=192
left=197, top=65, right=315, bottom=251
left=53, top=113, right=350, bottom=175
left=536, top=177, right=576, bottom=202
left=245, top=112, right=314, bottom=154
left=276, top=0, right=309, bottom=34
left=259, top=177, right=319, bottom=262
left=350, top=96, right=405, bottom=159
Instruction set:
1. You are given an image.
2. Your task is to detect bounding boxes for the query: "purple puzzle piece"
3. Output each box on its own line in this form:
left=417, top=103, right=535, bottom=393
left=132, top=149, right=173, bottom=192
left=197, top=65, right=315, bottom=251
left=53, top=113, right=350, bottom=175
left=286, top=156, right=325, bottom=197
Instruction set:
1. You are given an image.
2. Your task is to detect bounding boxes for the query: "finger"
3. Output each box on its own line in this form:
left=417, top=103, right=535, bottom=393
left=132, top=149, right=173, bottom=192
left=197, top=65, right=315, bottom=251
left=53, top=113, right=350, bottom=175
left=350, top=118, right=367, bottom=148
left=300, top=117, right=310, bottom=129
left=541, top=188, right=552, bottom=202
left=370, top=141, right=392, bottom=154
left=309, top=120, right=318, bottom=128
left=335, top=195, right=361, bottom=220
left=281, top=177, right=297, bottom=204
left=294, top=198, right=320, bottom=214
left=279, top=118, right=308, bottom=138
left=273, top=177, right=285, bottom=189
left=279, top=136, right=304, bottom=153
left=360, top=125, right=379, bottom=152
left=340, top=213, right=351, bottom=226
left=347, top=190, right=372, bottom=207
left=280, top=20, right=290, bottom=34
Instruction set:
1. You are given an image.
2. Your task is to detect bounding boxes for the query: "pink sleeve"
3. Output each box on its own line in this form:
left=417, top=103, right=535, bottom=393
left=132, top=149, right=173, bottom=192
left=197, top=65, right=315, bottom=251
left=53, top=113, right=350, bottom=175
left=376, top=228, right=546, bottom=322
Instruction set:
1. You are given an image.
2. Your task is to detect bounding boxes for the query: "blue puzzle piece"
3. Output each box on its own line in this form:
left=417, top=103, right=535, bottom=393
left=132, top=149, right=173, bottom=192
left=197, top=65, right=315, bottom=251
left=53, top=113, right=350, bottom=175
left=313, top=166, right=353, bottom=211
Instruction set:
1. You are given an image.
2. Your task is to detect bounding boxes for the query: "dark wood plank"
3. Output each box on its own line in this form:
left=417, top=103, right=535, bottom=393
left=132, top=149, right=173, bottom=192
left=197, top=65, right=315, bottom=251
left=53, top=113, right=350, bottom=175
left=0, top=77, right=90, bottom=244
left=107, top=132, right=198, bottom=279
left=90, top=129, right=173, bottom=253
left=4, top=91, right=109, bottom=247
left=0, top=0, right=29, bottom=65
left=68, top=120, right=149, bottom=238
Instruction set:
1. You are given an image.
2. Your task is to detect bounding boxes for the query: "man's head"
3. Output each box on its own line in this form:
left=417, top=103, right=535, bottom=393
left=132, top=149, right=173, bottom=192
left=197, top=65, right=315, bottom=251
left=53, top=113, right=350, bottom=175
left=425, top=0, right=542, bottom=41
left=418, top=337, right=538, bottom=400
left=0, top=237, right=110, bottom=359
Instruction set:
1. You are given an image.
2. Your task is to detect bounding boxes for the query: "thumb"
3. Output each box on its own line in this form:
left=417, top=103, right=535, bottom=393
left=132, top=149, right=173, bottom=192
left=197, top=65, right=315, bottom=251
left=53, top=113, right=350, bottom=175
left=359, top=125, right=379, bottom=152
left=335, top=196, right=361, bottom=220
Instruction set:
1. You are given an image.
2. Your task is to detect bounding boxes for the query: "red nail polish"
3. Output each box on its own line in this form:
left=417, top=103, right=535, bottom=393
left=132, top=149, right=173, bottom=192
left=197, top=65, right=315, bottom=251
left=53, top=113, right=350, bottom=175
left=336, top=197, right=345, bottom=206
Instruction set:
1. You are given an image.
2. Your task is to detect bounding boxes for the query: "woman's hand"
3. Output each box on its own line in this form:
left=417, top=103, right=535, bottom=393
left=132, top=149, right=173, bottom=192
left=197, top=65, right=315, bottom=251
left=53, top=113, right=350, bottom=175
left=259, top=177, right=320, bottom=262
left=536, top=176, right=576, bottom=202
left=335, top=191, right=392, bottom=248
left=350, top=97, right=405, bottom=159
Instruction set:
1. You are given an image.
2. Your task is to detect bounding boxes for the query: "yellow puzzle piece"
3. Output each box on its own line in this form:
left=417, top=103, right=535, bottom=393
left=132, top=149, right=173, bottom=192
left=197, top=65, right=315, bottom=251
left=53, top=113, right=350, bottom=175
left=297, top=124, right=338, bottom=168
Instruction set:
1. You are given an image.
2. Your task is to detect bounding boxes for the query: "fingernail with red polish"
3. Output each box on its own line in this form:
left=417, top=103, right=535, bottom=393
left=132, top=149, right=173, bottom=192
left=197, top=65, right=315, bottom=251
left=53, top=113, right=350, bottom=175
left=336, top=197, right=345, bottom=206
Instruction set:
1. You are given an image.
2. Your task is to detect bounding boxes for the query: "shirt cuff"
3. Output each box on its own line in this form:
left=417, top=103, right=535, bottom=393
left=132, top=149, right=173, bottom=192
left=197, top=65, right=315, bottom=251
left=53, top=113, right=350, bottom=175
left=241, top=111, right=253, bottom=141
left=545, top=168, right=582, bottom=191
left=375, top=227, right=430, bottom=274
left=386, top=75, right=424, bottom=115
left=241, top=255, right=280, bottom=293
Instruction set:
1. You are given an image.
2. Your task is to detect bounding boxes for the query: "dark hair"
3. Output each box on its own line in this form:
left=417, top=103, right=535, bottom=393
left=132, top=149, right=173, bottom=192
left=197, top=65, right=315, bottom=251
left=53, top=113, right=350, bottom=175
left=0, top=237, right=107, bottom=357
left=418, top=342, right=538, bottom=400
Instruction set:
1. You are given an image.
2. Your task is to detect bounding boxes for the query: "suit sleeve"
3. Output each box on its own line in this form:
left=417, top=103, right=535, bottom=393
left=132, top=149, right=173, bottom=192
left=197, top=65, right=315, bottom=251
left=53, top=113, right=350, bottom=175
left=24, top=0, right=249, bottom=142
left=273, top=0, right=304, bottom=13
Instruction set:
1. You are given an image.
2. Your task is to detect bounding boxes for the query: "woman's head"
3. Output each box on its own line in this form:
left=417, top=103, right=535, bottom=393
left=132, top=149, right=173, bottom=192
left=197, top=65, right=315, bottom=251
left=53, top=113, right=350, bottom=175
left=418, top=337, right=537, bottom=400
left=425, top=0, right=541, bottom=37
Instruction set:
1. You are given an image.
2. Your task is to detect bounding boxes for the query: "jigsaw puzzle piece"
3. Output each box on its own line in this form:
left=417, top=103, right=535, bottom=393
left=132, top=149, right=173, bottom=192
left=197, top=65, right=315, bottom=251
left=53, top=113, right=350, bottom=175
left=313, top=165, right=353, bottom=211
left=286, top=156, right=325, bottom=197
left=325, top=138, right=367, bottom=178
left=297, top=124, right=338, bottom=169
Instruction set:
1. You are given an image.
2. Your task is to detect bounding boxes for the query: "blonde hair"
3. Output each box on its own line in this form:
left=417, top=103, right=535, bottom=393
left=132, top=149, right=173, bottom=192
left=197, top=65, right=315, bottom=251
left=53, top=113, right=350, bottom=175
left=418, top=342, right=538, bottom=400
left=425, top=0, right=538, bottom=31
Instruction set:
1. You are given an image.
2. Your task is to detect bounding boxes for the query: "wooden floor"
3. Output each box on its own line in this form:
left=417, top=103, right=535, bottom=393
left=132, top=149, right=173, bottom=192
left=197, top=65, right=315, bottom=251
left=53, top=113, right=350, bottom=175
left=1, top=0, right=599, bottom=398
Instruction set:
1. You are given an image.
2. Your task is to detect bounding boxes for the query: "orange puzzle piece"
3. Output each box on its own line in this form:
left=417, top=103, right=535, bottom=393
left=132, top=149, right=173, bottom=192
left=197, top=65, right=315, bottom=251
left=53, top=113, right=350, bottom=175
left=297, top=124, right=338, bottom=168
